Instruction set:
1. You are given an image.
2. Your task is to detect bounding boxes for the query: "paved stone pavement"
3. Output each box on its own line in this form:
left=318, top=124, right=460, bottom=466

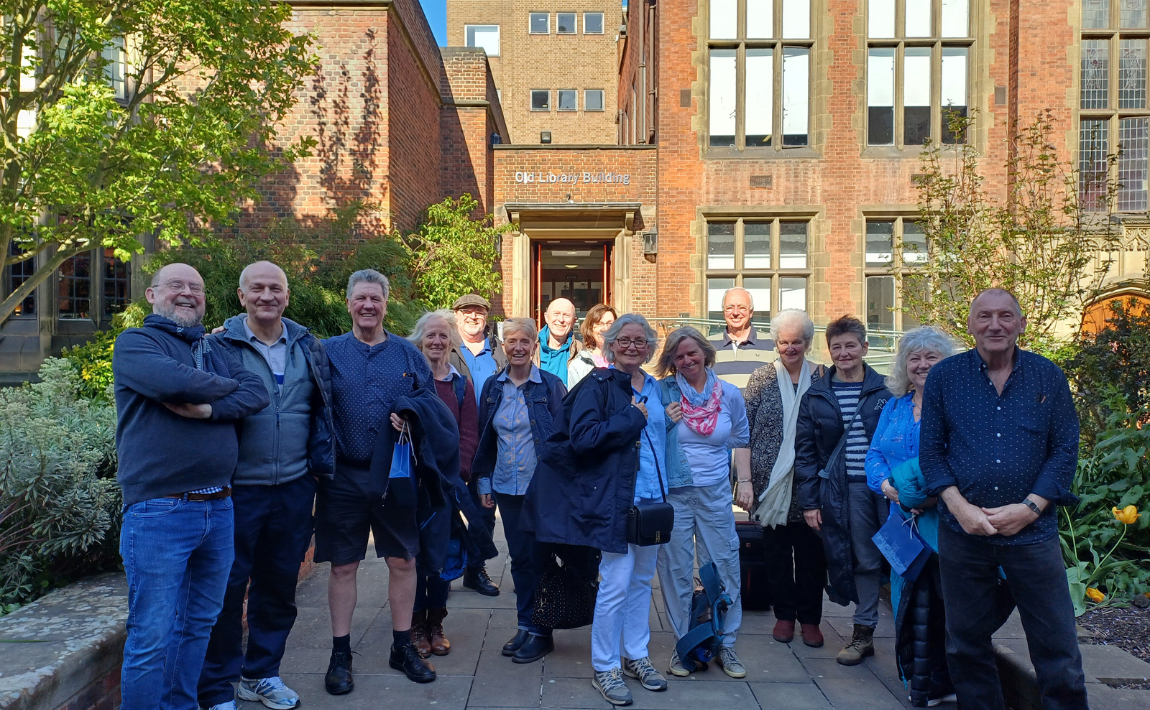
left=277, top=513, right=916, bottom=710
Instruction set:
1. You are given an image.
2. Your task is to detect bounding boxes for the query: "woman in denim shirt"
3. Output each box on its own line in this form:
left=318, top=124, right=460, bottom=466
left=653, top=327, right=751, bottom=679
left=864, top=326, right=954, bottom=708
left=473, top=318, right=566, bottom=665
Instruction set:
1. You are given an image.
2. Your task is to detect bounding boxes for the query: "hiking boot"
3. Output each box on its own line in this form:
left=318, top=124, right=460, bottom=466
left=411, top=609, right=431, bottom=658
left=772, top=619, right=795, bottom=643
left=622, top=656, right=667, bottom=691
left=836, top=624, right=875, bottom=666
left=324, top=648, right=354, bottom=695
left=463, top=567, right=500, bottom=596
left=237, top=676, right=300, bottom=710
left=717, top=647, right=746, bottom=678
left=389, top=641, right=437, bottom=683
left=592, top=668, right=634, bottom=706
left=427, top=608, right=450, bottom=656
left=801, top=623, right=824, bottom=648
left=667, top=649, right=690, bottom=677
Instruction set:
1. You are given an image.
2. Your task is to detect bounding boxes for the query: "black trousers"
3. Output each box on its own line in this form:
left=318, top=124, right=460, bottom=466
left=938, top=524, right=1088, bottom=710
left=763, top=520, right=827, bottom=625
left=198, top=476, right=316, bottom=707
left=466, top=475, right=497, bottom=572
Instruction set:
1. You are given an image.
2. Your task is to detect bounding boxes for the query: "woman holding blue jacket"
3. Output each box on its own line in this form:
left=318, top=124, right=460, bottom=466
left=473, top=318, right=566, bottom=665
left=864, top=326, right=954, bottom=708
left=654, top=327, right=751, bottom=679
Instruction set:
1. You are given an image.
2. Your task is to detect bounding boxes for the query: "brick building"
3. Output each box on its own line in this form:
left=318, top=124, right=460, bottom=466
left=446, top=0, right=621, bottom=144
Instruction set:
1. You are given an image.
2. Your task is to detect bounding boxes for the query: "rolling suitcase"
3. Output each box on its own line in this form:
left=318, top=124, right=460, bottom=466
left=736, top=520, right=773, bottom=611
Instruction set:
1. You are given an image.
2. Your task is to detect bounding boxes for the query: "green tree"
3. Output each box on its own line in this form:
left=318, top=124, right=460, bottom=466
left=904, top=111, right=1121, bottom=352
left=0, top=0, right=317, bottom=324
left=399, top=195, right=511, bottom=310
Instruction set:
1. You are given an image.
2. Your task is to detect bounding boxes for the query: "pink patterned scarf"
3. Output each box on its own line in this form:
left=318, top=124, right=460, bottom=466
left=678, top=372, right=723, bottom=436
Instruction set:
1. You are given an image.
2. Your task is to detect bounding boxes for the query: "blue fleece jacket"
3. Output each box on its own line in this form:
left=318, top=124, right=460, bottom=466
left=537, top=325, right=572, bottom=385
left=113, top=314, right=271, bottom=508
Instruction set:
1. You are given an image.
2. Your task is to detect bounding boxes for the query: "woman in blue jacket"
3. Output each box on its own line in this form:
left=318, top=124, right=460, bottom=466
left=864, top=326, right=954, bottom=708
left=654, top=327, right=750, bottom=679
left=472, top=318, right=566, bottom=665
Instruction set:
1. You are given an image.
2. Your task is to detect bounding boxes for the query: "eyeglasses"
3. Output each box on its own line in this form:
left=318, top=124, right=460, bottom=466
left=616, top=338, right=649, bottom=348
left=724, top=305, right=750, bottom=313
left=158, top=280, right=204, bottom=295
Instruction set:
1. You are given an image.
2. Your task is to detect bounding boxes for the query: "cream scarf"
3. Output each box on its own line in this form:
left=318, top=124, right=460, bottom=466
left=751, top=358, right=812, bottom=528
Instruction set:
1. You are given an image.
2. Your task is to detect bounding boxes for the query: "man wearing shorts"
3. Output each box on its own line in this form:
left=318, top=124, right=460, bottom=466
left=318, top=269, right=436, bottom=693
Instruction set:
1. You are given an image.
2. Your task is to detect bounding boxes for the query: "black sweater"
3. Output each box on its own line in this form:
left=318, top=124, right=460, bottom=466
left=112, top=315, right=270, bottom=508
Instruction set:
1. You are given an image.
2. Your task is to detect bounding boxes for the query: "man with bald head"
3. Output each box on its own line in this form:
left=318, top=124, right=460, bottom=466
left=197, top=261, right=336, bottom=710
left=113, top=263, right=270, bottom=710
left=709, top=287, right=774, bottom=389
left=920, top=288, right=1087, bottom=709
left=536, top=297, right=582, bottom=385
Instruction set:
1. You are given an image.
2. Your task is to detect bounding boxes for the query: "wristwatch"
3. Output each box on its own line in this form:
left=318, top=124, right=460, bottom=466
left=1022, top=499, right=1042, bottom=517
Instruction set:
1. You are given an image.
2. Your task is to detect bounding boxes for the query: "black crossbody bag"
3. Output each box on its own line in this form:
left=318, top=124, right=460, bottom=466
left=626, top=427, right=674, bottom=546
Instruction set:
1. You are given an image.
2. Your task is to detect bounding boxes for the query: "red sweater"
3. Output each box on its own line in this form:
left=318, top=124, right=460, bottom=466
left=433, top=377, right=479, bottom=481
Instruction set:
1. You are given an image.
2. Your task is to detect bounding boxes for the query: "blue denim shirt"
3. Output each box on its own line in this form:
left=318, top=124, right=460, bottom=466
left=488, top=366, right=540, bottom=495
left=658, top=375, right=749, bottom=488
left=459, top=338, right=499, bottom=407
left=473, top=366, right=566, bottom=496
left=628, top=369, right=668, bottom=503
left=920, top=347, right=1079, bottom=545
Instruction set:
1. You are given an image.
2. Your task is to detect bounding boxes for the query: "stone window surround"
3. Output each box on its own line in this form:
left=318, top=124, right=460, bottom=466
left=863, top=213, right=926, bottom=334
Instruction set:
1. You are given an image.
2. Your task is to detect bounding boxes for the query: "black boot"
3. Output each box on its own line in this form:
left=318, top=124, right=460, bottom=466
left=325, top=648, right=354, bottom=695
left=512, top=633, right=554, bottom=664
left=502, top=629, right=531, bottom=657
left=389, top=641, right=437, bottom=683
left=463, top=566, right=500, bottom=596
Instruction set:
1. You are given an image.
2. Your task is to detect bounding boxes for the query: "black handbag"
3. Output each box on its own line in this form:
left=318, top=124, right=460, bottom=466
left=532, top=553, right=599, bottom=629
left=625, top=429, right=674, bottom=546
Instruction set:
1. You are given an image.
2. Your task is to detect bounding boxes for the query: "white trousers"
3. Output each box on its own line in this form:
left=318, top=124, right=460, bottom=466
left=590, top=542, right=659, bottom=671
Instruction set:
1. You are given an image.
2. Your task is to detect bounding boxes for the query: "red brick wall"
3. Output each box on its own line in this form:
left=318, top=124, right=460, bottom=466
left=387, top=14, right=443, bottom=231
left=493, top=146, right=655, bottom=206
left=54, top=664, right=120, bottom=710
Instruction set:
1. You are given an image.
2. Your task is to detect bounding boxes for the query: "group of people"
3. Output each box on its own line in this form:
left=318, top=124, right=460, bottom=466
left=112, top=262, right=1089, bottom=710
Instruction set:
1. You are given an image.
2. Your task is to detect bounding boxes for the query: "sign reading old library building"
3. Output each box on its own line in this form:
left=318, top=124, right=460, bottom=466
left=514, top=171, right=632, bottom=185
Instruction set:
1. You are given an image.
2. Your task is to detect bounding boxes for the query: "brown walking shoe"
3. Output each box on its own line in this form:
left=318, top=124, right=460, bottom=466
left=835, top=624, right=875, bottom=666
left=800, top=623, right=824, bottom=648
left=772, top=619, right=795, bottom=643
left=427, top=608, right=451, bottom=656
left=410, top=609, right=431, bottom=658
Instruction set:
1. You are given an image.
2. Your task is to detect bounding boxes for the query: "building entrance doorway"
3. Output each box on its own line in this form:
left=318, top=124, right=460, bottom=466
left=531, top=240, right=614, bottom=323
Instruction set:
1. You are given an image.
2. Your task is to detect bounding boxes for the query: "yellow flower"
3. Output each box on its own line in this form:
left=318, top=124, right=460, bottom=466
left=1086, top=588, right=1105, bottom=603
left=1113, top=505, right=1141, bottom=525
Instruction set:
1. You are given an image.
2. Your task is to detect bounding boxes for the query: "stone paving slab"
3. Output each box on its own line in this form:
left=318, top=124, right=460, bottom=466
left=284, top=511, right=914, bottom=710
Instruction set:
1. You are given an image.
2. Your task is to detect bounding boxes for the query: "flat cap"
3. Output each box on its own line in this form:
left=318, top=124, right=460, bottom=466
left=452, top=294, right=491, bottom=311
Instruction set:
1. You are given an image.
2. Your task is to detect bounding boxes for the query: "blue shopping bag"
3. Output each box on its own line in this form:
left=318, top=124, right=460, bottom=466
left=872, top=512, right=932, bottom=581
left=388, top=421, right=417, bottom=507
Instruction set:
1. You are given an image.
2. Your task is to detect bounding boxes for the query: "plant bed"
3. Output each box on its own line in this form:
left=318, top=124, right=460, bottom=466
left=1078, top=604, right=1150, bottom=679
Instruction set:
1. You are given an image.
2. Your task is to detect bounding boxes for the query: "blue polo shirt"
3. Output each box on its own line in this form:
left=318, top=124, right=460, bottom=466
left=460, top=338, right=499, bottom=406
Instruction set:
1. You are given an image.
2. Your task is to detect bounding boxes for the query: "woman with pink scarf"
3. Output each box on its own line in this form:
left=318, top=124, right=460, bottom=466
left=654, top=326, right=751, bottom=679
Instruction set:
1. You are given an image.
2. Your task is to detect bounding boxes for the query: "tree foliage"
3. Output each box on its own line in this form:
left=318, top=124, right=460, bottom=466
left=0, top=0, right=318, bottom=324
left=903, top=111, right=1120, bottom=352
left=399, top=194, right=510, bottom=310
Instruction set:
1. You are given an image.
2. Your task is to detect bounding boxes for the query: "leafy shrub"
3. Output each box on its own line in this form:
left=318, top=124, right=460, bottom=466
left=1059, top=298, right=1150, bottom=439
left=62, top=305, right=147, bottom=401
left=0, top=359, right=121, bottom=610
left=1061, top=391, right=1150, bottom=614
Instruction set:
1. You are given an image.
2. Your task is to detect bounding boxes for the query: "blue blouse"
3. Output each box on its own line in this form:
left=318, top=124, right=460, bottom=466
left=865, top=393, right=920, bottom=496
left=627, top=369, right=668, bottom=503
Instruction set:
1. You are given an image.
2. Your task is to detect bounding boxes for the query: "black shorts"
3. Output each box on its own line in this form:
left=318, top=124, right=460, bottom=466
left=314, top=465, right=420, bottom=566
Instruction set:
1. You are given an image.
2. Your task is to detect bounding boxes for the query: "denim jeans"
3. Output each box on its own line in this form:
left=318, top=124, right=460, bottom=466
left=848, top=482, right=889, bottom=627
left=198, top=476, right=315, bottom=707
left=656, top=481, right=742, bottom=648
left=120, top=497, right=234, bottom=710
left=415, top=574, right=451, bottom=611
left=938, top=524, right=1088, bottom=710
left=591, top=540, right=659, bottom=671
left=495, top=492, right=550, bottom=635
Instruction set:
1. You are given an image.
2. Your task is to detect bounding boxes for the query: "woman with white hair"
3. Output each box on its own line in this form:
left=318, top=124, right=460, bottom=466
left=407, top=310, right=482, bottom=659
left=472, top=318, right=567, bottom=665
left=743, top=309, right=828, bottom=649
left=864, top=326, right=955, bottom=708
left=653, top=326, right=750, bottom=679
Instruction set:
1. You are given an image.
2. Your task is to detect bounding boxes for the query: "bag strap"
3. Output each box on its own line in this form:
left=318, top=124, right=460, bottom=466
left=824, top=398, right=864, bottom=474
left=453, top=374, right=467, bottom=409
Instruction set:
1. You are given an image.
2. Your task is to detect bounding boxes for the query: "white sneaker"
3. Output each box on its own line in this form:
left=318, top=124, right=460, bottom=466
left=206, top=702, right=237, bottom=710
left=237, top=676, right=300, bottom=710
left=927, top=693, right=958, bottom=707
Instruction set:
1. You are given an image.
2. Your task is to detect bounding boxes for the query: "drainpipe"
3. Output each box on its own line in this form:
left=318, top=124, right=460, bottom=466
left=637, top=0, right=646, bottom=143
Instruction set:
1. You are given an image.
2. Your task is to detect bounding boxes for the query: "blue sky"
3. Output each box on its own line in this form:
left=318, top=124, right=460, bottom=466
left=420, top=0, right=448, bottom=45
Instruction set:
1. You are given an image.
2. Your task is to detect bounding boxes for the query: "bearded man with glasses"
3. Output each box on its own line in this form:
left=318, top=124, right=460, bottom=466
left=112, top=263, right=270, bottom=710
